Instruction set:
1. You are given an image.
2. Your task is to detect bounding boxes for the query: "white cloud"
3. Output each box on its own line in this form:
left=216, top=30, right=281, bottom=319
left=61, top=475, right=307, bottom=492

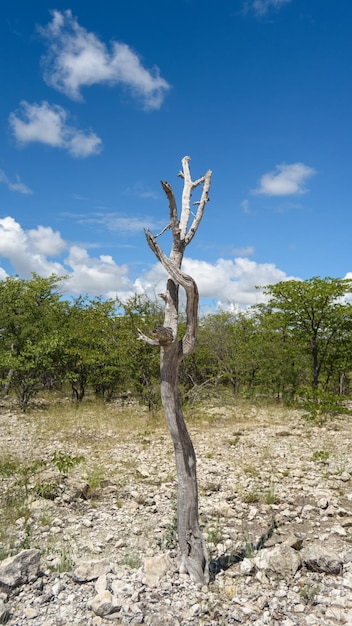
left=27, top=225, right=66, bottom=256
left=243, top=0, right=292, bottom=17
left=0, top=217, right=134, bottom=300
left=65, top=245, right=133, bottom=298
left=135, top=256, right=297, bottom=308
left=38, top=10, right=170, bottom=110
left=253, top=162, right=316, bottom=196
left=0, top=216, right=297, bottom=309
left=0, top=217, right=66, bottom=277
left=183, top=257, right=294, bottom=306
left=0, top=169, right=33, bottom=195
left=9, top=101, right=102, bottom=158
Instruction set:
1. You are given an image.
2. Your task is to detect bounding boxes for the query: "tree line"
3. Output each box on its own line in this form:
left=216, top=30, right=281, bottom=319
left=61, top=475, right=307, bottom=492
left=1, top=273, right=352, bottom=414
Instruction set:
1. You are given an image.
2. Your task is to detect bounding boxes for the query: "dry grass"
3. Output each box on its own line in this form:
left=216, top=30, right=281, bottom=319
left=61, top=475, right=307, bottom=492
left=1, top=395, right=351, bottom=564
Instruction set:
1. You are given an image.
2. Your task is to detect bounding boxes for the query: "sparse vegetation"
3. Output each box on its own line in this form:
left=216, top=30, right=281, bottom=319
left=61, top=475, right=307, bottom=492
left=311, top=450, right=330, bottom=463
left=51, top=450, right=85, bottom=475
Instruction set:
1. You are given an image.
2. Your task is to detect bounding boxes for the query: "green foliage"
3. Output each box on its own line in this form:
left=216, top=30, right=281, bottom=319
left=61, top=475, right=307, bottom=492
left=0, top=273, right=68, bottom=408
left=301, top=389, right=351, bottom=426
left=123, top=553, right=142, bottom=569
left=51, top=450, right=85, bottom=474
left=311, top=450, right=330, bottom=462
left=260, top=277, right=352, bottom=391
left=0, top=274, right=352, bottom=415
left=299, top=583, right=321, bottom=605
left=32, top=482, right=60, bottom=500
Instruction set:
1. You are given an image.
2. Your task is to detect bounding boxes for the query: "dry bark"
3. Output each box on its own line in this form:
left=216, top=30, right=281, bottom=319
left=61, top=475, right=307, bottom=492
left=138, top=156, right=212, bottom=583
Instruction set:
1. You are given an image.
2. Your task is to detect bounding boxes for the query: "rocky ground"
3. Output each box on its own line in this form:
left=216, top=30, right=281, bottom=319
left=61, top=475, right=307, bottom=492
left=0, top=399, right=352, bottom=625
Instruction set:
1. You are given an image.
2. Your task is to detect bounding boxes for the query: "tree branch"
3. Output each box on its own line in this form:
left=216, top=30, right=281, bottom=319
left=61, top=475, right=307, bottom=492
left=137, top=326, right=174, bottom=347
left=161, top=181, right=180, bottom=244
left=178, top=156, right=212, bottom=246
left=184, top=169, right=212, bottom=246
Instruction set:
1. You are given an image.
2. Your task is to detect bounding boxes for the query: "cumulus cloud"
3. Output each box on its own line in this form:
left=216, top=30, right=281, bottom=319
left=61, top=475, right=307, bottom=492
left=0, top=169, right=33, bottom=195
left=253, top=162, right=316, bottom=196
left=64, top=245, right=133, bottom=299
left=27, top=225, right=66, bottom=256
left=9, top=101, right=102, bottom=158
left=0, top=217, right=66, bottom=278
left=243, top=0, right=292, bottom=17
left=135, top=256, right=296, bottom=309
left=0, top=217, right=135, bottom=300
left=0, top=216, right=297, bottom=308
left=38, top=10, right=170, bottom=110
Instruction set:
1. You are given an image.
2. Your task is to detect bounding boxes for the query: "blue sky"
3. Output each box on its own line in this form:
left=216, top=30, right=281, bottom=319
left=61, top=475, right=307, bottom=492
left=1, top=0, right=351, bottom=309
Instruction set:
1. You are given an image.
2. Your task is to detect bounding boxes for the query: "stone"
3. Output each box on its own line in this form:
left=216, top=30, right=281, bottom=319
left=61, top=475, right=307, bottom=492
left=143, top=554, right=172, bottom=587
left=240, top=557, right=255, bottom=575
left=136, top=464, right=150, bottom=478
left=1, top=404, right=352, bottom=625
left=301, top=543, right=343, bottom=574
left=254, top=545, right=301, bottom=578
left=72, top=559, right=111, bottom=582
left=95, top=574, right=108, bottom=594
left=89, top=590, right=118, bottom=617
left=0, top=549, right=41, bottom=589
left=23, top=606, right=38, bottom=619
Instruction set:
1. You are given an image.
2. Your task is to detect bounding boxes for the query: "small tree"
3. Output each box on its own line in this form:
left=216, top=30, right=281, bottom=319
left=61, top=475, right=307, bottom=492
left=261, top=277, right=352, bottom=390
left=138, top=156, right=211, bottom=583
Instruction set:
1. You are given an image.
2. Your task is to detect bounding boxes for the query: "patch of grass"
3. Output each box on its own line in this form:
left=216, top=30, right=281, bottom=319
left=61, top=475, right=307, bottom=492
left=207, top=525, right=224, bottom=546
left=263, top=485, right=280, bottom=505
left=206, top=514, right=225, bottom=552
left=311, top=450, right=330, bottom=463
left=228, top=434, right=241, bottom=448
left=39, top=511, right=53, bottom=527
left=243, top=464, right=259, bottom=477
left=123, top=553, right=142, bottom=570
left=19, top=523, right=32, bottom=550
left=261, top=446, right=272, bottom=461
left=299, top=583, right=321, bottom=605
left=51, top=548, right=75, bottom=573
left=0, top=458, right=21, bottom=476
left=243, top=490, right=261, bottom=503
left=85, top=464, right=105, bottom=497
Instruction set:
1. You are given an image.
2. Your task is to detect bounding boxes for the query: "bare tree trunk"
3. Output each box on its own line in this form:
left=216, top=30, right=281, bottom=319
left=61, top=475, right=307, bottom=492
left=138, top=156, right=212, bottom=584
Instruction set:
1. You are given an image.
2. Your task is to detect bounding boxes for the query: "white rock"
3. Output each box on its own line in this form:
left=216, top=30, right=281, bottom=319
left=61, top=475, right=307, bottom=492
left=143, top=554, right=172, bottom=587
left=89, top=590, right=117, bottom=617
left=254, top=545, right=301, bottom=578
left=72, top=559, right=111, bottom=582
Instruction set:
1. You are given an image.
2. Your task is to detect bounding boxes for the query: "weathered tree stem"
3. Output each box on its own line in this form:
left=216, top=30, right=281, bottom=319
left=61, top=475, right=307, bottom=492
left=161, top=354, right=209, bottom=582
left=138, top=156, right=212, bottom=584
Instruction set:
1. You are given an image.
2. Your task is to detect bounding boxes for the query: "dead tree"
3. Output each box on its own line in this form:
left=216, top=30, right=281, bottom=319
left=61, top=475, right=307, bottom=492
left=138, top=156, right=212, bottom=584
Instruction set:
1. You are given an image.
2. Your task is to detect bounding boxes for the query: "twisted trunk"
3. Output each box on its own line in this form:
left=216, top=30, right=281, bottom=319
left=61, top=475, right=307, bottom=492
left=138, top=156, right=212, bottom=583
